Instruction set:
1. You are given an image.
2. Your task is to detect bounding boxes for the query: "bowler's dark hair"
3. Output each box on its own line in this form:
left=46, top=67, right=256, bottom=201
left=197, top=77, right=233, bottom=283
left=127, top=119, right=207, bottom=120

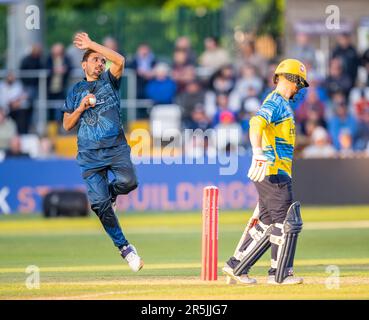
left=82, top=49, right=97, bottom=62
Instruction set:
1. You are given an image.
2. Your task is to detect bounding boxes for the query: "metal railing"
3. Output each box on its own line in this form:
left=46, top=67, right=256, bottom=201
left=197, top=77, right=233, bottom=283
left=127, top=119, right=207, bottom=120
left=0, top=68, right=150, bottom=135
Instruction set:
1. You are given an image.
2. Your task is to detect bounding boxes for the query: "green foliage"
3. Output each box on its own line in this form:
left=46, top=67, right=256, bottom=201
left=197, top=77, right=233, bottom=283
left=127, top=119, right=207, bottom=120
left=227, top=0, right=283, bottom=37
left=45, top=7, right=221, bottom=60
left=164, top=0, right=223, bottom=10
left=45, top=0, right=222, bottom=10
left=0, top=5, right=7, bottom=68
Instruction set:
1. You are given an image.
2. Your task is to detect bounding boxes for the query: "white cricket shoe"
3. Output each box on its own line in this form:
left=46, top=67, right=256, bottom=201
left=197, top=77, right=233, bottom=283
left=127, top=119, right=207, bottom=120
left=120, top=244, right=144, bottom=272
left=222, top=265, right=257, bottom=285
left=267, top=275, right=303, bottom=285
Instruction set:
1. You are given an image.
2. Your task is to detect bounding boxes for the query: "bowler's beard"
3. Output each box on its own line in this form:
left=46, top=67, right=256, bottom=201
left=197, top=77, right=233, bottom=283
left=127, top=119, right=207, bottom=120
left=86, top=67, right=102, bottom=80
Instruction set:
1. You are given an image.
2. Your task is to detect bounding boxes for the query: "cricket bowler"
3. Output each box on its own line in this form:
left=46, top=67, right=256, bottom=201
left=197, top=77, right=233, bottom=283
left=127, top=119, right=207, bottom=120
left=223, top=59, right=308, bottom=285
left=62, top=32, right=143, bottom=272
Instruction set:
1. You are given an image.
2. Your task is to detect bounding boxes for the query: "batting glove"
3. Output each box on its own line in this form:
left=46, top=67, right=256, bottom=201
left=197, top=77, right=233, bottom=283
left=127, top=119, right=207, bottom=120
left=248, top=148, right=267, bottom=182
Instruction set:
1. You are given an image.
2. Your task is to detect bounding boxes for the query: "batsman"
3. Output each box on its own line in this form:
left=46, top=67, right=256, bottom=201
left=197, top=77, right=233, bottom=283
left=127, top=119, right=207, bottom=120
left=223, top=59, right=308, bottom=285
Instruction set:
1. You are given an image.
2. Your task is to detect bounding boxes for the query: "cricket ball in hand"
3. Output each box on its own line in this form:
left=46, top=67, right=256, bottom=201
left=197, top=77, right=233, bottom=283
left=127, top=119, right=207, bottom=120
left=89, top=97, right=96, bottom=105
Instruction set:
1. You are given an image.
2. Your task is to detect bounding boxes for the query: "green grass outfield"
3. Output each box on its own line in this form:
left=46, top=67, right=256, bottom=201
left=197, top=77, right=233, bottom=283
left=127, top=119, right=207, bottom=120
left=1, top=206, right=369, bottom=300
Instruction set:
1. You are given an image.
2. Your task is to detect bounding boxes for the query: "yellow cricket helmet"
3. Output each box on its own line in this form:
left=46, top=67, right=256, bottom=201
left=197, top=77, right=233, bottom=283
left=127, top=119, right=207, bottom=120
left=273, top=58, right=309, bottom=89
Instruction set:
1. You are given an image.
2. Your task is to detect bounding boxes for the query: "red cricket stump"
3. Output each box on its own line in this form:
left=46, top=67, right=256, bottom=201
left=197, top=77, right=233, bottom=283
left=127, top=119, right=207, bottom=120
left=201, top=186, right=219, bottom=281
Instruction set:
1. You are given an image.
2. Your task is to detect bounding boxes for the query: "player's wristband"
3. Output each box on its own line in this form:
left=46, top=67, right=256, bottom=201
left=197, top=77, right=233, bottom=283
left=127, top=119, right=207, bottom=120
left=252, top=147, right=263, bottom=156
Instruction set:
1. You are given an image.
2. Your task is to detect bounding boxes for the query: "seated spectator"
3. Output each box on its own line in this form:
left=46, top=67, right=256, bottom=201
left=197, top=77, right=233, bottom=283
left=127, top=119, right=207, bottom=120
left=289, top=32, right=317, bottom=70
left=204, top=67, right=237, bottom=120
left=326, top=90, right=346, bottom=119
left=241, top=88, right=260, bottom=114
left=20, top=43, right=44, bottom=95
left=145, top=63, right=177, bottom=105
left=212, top=94, right=238, bottom=127
left=47, top=43, right=72, bottom=120
left=230, top=85, right=261, bottom=114
left=236, top=40, right=268, bottom=79
left=66, top=32, right=84, bottom=70
left=0, top=109, right=17, bottom=150
left=332, top=33, right=360, bottom=88
left=0, top=72, right=30, bottom=134
left=198, top=37, right=230, bottom=73
left=232, top=64, right=263, bottom=103
left=237, top=96, right=259, bottom=149
left=328, top=102, right=358, bottom=150
left=103, top=36, right=119, bottom=70
left=208, top=64, right=236, bottom=95
left=20, top=43, right=44, bottom=132
left=37, top=135, right=56, bottom=159
left=184, top=103, right=211, bottom=131
left=175, top=80, right=205, bottom=124
left=5, top=136, right=30, bottom=158
left=354, top=97, right=369, bottom=150
left=174, top=36, right=197, bottom=65
left=302, top=126, right=336, bottom=158
left=337, top=129, right=355, bottom=158
left=128, top=43, right=156, bottom=99
left=296, top=88, right=327, bottom=135
left=362, top=47, right=369, bottom=86
left=352, top=88, right=369, bottom=120
left=172, top=48, right=196, bottom=93
left=213, top=97, right=243, bottom=153
left=261, top=62, right=278, bottom=100
left=324, top=57, right=352, bottom=99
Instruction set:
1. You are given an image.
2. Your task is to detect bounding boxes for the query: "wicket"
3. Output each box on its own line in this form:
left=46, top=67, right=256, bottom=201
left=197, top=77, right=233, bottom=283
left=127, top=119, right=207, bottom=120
left=201, top=186, right=219, bottom=281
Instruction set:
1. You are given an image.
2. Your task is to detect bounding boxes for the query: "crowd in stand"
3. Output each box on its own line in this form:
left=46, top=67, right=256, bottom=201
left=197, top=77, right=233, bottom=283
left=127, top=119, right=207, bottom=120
left=1, top=31, right=369, bottom=159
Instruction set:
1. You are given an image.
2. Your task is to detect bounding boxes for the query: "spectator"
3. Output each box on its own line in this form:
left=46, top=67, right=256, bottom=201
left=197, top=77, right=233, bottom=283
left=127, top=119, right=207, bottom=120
left=208, top=64, right=236, bottom=95
left=354, top=92, right=369, bottom=150
left=296, top=88, right=327, bottom=135
left=103, top=36, right=119, bottom=70
left=128, top=44, right=156, bottom=99
left=20, top=43, right=44, bottom=89
left=0, top=109, right=17, bottom=150
left=37, top=135, right=56, bottom=159
left=47, top=43, right=72, bottom=120
left=145, top=63, right=177, bottom=105
left=332, top=33, right=360, bottom=88
left=183, top=105, right=214, bottom=159
left=204, top=66, right=236, bottom=118
left=353, top=88, right=369, bottom=120
left=19, top=43, right=44, bottom=133
left=66, top=32, right=85, bottom=69
left=337, top=129, right=355, bottom=158
left=304, top=119, right=319, bottom=138
left=328, top=102, right=358, bottom=150
left=237, top=93, right=260, bottom=149
left=302, top=126, right=336, bottom=158
left=198, top=37, right=230, bottom=73
left=0, top=72, right=30, bottom=134
left=324, top=58, right=352, bottom=99
left=261, top=62, right=278, bottom=100
left=184, top=103, right=211, bottom=131
left=212, top=94, right=242, bottom=153
left=175, top=36, right=197, bottom=65
left=5, top=136, right=30, bottom=158
left=212, top=94, right=237, bottom=127
left=231, top=64, right=263, bottom=108
left=172, top=48, right=196, bottom=93
left=175, top=80, right=205, bottom=124
left=236, top=40, right=268, bottom=78
left=290, top=32, right=317, bottom=69
left=327, top=90, right=347, bottom=119
left=361, top=47, right=369, bottom=86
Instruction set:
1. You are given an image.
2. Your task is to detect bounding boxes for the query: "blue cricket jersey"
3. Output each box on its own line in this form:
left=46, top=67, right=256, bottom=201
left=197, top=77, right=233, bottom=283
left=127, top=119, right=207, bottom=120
left=62, top=70, right=125, bottom=151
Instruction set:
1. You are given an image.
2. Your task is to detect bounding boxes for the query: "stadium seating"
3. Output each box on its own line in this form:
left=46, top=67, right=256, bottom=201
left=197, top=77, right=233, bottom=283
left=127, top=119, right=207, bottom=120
left=150, top=104, right=182, bottom=146
left=54, top=135, right=78, bottom=157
